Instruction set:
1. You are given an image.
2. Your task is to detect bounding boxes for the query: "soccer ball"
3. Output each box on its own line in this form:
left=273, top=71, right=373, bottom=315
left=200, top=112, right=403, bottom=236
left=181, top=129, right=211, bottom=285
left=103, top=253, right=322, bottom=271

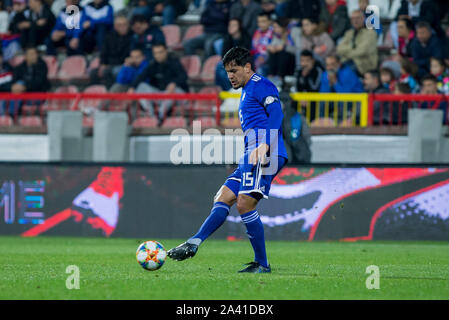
left=136, top=240, right=167, bottom=271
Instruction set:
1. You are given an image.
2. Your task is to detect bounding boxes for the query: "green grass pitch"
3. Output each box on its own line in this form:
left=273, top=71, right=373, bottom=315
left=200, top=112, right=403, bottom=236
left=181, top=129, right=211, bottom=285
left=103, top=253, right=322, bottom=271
left=1, top=236, right=448, bottom=300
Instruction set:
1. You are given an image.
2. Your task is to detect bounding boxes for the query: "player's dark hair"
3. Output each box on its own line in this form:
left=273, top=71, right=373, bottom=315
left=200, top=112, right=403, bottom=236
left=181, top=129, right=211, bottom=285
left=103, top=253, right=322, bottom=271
left=421, top=73, right=437, bottom=85
left=430, top=56, right=444, bottom=68
left=152, top=42, right=167, bottom=49
left=229, top=17, right=242, bottom=29
left=222, top=47, right=253, bottom=69
left=380, top=67, right=395, bottom=80
left=366, top=69, right=381, bottom=84
left=396, top=82, right=411, bottom=94
left=300, top=49, right=314, bottom=59
left=326, top=55, right=340, bottom=64
left=131, top=14, right=148, bottom=25
left=416, top=21, right=431, bottom=32
left=398, top=17, right=414, bottom=31
left=274, top=17, right=290, bottom=29
left=257, top=12, right=271, bottom=20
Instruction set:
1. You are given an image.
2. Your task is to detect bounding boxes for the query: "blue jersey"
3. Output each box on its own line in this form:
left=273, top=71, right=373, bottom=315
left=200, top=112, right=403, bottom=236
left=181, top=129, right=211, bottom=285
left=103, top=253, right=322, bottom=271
left=238, top=73, right=288, bottom=160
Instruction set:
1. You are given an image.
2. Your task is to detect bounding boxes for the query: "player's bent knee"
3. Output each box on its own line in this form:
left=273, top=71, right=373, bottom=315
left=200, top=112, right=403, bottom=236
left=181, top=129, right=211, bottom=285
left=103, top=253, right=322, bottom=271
left=236, top=194, right=258, bottom=215
left=214, top=185, right=236, bottom=206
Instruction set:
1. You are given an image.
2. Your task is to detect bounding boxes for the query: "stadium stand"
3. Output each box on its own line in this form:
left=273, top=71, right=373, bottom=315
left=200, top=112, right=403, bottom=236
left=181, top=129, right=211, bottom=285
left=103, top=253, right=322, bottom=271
left=0, top=0, right=447, bottom=133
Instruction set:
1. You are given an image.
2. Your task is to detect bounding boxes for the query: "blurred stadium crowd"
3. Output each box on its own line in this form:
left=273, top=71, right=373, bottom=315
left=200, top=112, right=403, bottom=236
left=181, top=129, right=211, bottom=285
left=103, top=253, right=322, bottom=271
left=0, top=0, right=448, bottom=127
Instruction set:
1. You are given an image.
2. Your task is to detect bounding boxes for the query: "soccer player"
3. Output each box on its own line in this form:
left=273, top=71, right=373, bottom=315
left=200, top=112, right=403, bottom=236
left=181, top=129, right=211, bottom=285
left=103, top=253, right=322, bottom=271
left=167, top=47, right=288, bottom=273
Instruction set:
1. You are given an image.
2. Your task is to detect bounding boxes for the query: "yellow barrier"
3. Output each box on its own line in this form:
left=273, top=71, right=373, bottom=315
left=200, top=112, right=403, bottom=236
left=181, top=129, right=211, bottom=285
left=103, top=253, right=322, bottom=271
left=219, top=92, right=369, bottom=127
left=290, top=93, right=368, bottom=127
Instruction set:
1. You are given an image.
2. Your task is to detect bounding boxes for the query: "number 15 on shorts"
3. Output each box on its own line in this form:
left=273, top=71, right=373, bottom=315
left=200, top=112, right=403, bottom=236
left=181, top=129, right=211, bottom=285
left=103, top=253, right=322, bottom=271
left=242, top=172, right=254, bottom=187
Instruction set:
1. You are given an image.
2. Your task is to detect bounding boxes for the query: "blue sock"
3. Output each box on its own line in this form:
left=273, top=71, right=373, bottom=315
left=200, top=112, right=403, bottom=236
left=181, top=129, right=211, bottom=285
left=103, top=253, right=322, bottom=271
left=189, top=202, right=230, bottom=244
left=241, top=210, right=268, bottom=268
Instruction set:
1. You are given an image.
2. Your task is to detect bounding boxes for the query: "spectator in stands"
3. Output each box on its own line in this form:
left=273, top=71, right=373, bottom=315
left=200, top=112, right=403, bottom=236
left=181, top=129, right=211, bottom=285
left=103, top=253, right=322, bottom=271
left=259, top=0, right=283, bottom=17
left=148, top=0, right=188, bottom=26
left=410, top=21, right=444, bottom=79
left=47, top=0, right=87, bottom=56
left=109, top=48, right=148, bottom=94
left=215, top=18, right=252, bottom=90
left=90, top=14, right=132, bottom=88
left=296, top=50, right=324, bottom=93
left=0, top=51, right=13, bottom=116
left=364, top=69, right=392, bottom=125
left=251, top=12, right=273, bottom=76
left=399, top=57, right=419, bottom=93
left=319, top=55, right=363, bottom=93
left=128, top=0, right=152, bottom=20
left=336, top=9, right=378, bottom=76
left=11, top=0, right=56, bottom=48
left=284, top=0, right=321, bottom=24
left=347, top=0, right=401, bottom=21
left=184, top=0, right=231, bottom=58
left=319, top=54, right=362, bottom=121
left=420, top=74, right=441, bottom=95
left=390, top=82, right=411, bottom=125
left=419, top=74, right=448, bottom=123
left=130, top=14, right=165, bottom=61
left=9, top=0, right=30, bottom=38
left=83, top=0, right=114, bottom=53
left=319, top=0, right=351, bottom=43
left=380, top=66, right=397, bottom=92
left=266, top=17, right=298, bottom=85
left=364, top=69, right=389, bottom=94
left=396, top=17, right=415, bottom=59
left=394, top=0, right=443, bottom=39
left=395, top=82, right=411, bottom=95
left=12, top=46, right=50, bottom=92
left=10, top=47, right=50, bottom=116
left=128, top=43, right=188, bottom=125
left=230, top=0, right=261, bottom=38
left=300, top=17, right=335, bottom=64
left=221, top=18, right=252, bottom=55
left=430, top=57, right=449, bottom=95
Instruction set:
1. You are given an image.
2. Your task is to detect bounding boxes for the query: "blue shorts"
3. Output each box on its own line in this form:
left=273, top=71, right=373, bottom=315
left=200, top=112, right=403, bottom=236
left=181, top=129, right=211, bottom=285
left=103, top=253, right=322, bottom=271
left=224, top=154, right=287, bottom=200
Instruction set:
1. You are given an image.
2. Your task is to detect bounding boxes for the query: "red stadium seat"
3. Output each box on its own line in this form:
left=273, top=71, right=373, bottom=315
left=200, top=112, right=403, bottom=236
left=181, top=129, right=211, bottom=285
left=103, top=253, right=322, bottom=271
left=58, top=55, right=87, bottom=80
left=18, top=116, right=43, bottom=127
left=79, top=85, right=107, bottom=114
left=193, top=55, right=221, bottom=82
left=161, top=25, right=181, bottom=49
left=173, top=24, right=203, bottom=50
left=194, top=86, right=220, bottom=115
left=183, top=24, right=203, bottom=42
left=180, top=55, right=201, bottom=79
left=132, top=116, right=158, bottom=128
left=43, top=55, right=59, bottom=80
left=161, top=116, right=187, bottom=128
left=21, top=103, right=40, bottom=116
left=0, top=116, right=13, bottom=127
left=43, top=85, right=79, bottom=112
left=196, top=116, right=216, bottom=128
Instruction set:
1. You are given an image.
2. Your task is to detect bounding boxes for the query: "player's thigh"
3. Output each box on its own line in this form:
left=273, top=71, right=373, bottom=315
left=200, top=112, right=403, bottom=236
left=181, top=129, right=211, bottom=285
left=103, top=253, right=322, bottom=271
left=214, top=185, right=237, bottom=206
